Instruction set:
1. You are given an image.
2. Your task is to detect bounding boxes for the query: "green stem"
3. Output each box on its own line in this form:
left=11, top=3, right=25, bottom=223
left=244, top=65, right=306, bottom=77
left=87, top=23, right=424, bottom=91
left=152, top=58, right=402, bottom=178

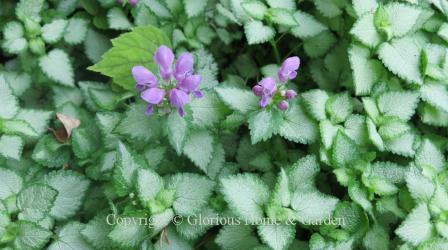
left=270, top=40, right=281, bottom=64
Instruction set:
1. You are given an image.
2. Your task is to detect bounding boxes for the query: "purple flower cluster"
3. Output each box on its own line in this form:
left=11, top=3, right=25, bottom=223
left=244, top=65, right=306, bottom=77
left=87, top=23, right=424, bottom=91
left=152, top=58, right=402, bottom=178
left=132, top=45, right=202, bottom=117
left=252, top=57, right=300, bottom=110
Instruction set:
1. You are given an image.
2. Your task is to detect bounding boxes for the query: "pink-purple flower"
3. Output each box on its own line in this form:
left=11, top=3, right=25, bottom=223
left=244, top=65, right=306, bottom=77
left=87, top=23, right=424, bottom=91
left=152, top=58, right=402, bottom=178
left=252, top=56, right=300, bottom=110
left=132, top=45, right=202, bottom=117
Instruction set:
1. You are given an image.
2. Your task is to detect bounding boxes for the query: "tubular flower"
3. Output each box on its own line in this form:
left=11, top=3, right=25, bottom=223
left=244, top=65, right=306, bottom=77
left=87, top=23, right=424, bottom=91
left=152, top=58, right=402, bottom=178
left=252, top=57, right=301, bottom=110
left=132, top=45, right=202, bottom=117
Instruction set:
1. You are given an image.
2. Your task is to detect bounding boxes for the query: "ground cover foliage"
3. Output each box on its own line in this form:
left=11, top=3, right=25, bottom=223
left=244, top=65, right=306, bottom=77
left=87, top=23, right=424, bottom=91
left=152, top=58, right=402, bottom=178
left=1, top=0, right=448, bottom=249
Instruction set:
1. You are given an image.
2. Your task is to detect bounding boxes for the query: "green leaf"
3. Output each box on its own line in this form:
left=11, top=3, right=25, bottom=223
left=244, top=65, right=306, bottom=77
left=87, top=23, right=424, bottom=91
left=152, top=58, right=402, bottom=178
left=314, top=0, right=343, bottom=18
left=325, top=92, right=353, bottom=124
left=291, top=191, right=339, bottom=223
left=350, top=13, right=382, bottom=48
left=415, top=139, right=445, bottom=173
left=194, top=49, right=219, bottom=89
left=248, top=109, right=282, bottom=144
left=17, top=184, right=57, bottom=214
left=215, top=86, right=259, bottom=114
left=115, top=103, right=162, bottom=142
left=244, top=20, right=275, bottom=45
left=107, top=7, right=132, bottom=30
left=291, top=11, right=327, bottom=39
left=189, top=91, right=228, bottom=128
left=89, top=26, right=170, bottom=90
left=45, top=170, right=90, bottom=220
left=395, top=203, right=432, bottom=246
left=221, top=174, right=270, bottom=223
left=216, top=225, right=260, bottom=250
left=32, top=135, right=71, bottom=168
left=183, top=130, right=214, bottom=171
left=2, top=71, right=31, bottom=96
left=384, top=131, right=416, bottom=157
left=108, top=219, right=148, bottom=248
left=16, top=0, right=44, bottom=22
left=349, top=45, right=383, bottom=96
left=332, top=130, right=361, bottom=167
left=137, top=168, right=164, bottom=204
left=301, top=89, right=329, bottom=121
left=71, top=128, right=98, bottom=159
left=41, top=19, right=68, bottom=43
left=0, top=168, right=23, bottom=200
left=64, top=18, right=88, bottom=45
left=0, top=135, right=23, bottom=160
left=258, top=224, right=295, bottom=250
left=183, top=0, right=208, bottom=17
left=278, top=102, right=318, bottom=144
left=167, top=173, right=215, bottom=216
left=176, top=207, right=217, bottom=240
left=378, top=117, right=410, bottom=140
left=384, top=3, right=432, bottom=38
left=377, top=35, right=424, bottom=84
left=288, top=155, right=320, bottom=193
left=165, top=112, right=188, bottom=154
left=114, top=141, right=146, bottom=196
left=0, top=75, right=19, bottom=119
left=48, top=222, right=92, bottom=250
left=303, top=31, right=337, bottom=58
left=353, top=0, right=378, bottom=17
left=154, top=226, right=192, bottom=250
left=95, top=112, right=121, bottom=149
left=363, top=224, right=389, bottom=250
left=421, top=103, right=448, bottom=127
left=377, top=91, right=419, bottom=121
left=81, top=214, right=113, bottom=249
left=2, top=119, right=38, bottom=138
left=14, top=221, right=51, bottom=250
left=39, top=49, right=74, bottom=87
left=320, top=120, right=340, bottom=150
left=242, top=1, right=267, bottom=20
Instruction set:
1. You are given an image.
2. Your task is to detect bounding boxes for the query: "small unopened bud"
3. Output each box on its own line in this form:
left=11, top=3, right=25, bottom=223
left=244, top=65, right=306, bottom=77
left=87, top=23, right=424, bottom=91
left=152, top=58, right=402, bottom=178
left=278, top=101, right=289, bottom=111
left=29, top=38, right=45, bottom=55
left=252, top=85, right=263, bottom=96
left=285, top=89, right=297, bottom=100
left=129, top=0, right=138, bottom=5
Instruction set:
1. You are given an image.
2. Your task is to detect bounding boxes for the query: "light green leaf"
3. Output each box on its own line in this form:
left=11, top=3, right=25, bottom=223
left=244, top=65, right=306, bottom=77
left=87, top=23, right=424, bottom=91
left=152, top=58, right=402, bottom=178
left=115, top=103, right=162, bottom=142
left=420, top=83, right=448, bottom=113
left=421, top=103, right=448, bottom=127
left=183, top=130, right=214, bottom=171
left=81, top=214, right=113, bottom=249
left=291, top=11, right=327, bottom=39
left=108, top=219, right=148, bottom=248
left=258, top=224, right=295, bottom=250
left=32, top=135, right=71, bottom=168
left=0, top=75, right=19, bottom=119
left=39, top=49, right=74, bottom=87
left=42, top=19, right=67, bottom=43
left=84, top=28, right=111, bottom=64
left=395, top=203, right=432, bottom=246
left=278, top=102, right=318, bottom=144
left=48, top=222, right=92, bottom=250
left=45, top=170, right=90, bottom=220
left=89, top=26, right=170, bottom=90
left=301, top=89, right=329, bottom=121
left=416, top=139, right=445, bottom=173
left=72, top=128, right=98, bottom=159
left=113, top=141, right=145, bottom=196
left=216, top=225, right=260, bottom=250
left=64, top=18, right=88, bottom=45
left=183, top=0, right=208, bottom=17
left=378, top=117, right=410, bottom=140
left=350, top=13, right=382, bottom=48
left=320, top=120, right=340, bottom=149
left=377, top=91, right=420, bottom=121
left=291, top=191, right=339, bottom=223
left=16, top=0, right=44, bottom=22
left=349, top=45, right=383, bottom=96
left=221, top=174, right=269, bottom=223
left=406, top=169, right=435, bottom=202
left=137, top=168, right=163, bottom=204
left=167, top=173, right=215, bottom=216
left=2, top=119, right=38, bottom=138
left=266, top=0, right=295, bottom=10
left=377, top=36, right=424, bottom=84
left=384, top=3, right=433, bottom=38
left=166, top=112, right=188, bottom=154
left=17, top=184, right=57, bottom=214
left=332, top=130, right=361, bottom=167
left=189, top=92, right=228, bottom=128
left=15, top=109, right=52, bottom=136
left=353, top=0, right=378, bottom=17
left=2, top=71, right=31, bottom=96
left=242, top=1, right=267, bottom=20
left=107, top=7, right=132, bottom=30
left=244, top=20, right=275, bottom=45
left=215, top=86, right=259, bottom=114
left=269, top=8, right=296, bottom=26
left=0, top=135, right=23, bottom=160
left=384, top=131, right=416, bottom=157
left=0, top=168, right=23, bottom=200
left=363, top=224, right=389, bottom=250
left=248, top=109, right=282, bottom=144
left=325, top=92, right=353, bottom=124
left=314, top=0, right=343, bottom=18
left=14, top=221, right=51, bottom=250
left=303, top=31, right=337, bottom=58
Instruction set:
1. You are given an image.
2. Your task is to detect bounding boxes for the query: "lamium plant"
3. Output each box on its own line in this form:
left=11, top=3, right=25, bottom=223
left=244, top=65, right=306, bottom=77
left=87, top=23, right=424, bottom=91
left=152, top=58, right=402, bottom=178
left=0, top=0, right=448, bottom=250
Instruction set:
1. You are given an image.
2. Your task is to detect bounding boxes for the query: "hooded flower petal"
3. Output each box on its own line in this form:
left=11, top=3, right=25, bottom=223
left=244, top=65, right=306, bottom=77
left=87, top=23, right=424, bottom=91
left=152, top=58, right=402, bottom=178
left=154, top=45, right=174, bottom=80
left=259, top=77, right=277, bottom=96
left=132, top=66, right=158, bottom=91
left=145, top=105, right=154, bottom=116
left=169, top=88, right=190, bottom=108
left=174, top=52, right=194, bottom=81
left=178, top=75, right=201, bottom=92
left=278, top=56, right=300, bottom=83
left=252, top=85, right=263, bottom=96
left=141, top=87, right=166, bottom=104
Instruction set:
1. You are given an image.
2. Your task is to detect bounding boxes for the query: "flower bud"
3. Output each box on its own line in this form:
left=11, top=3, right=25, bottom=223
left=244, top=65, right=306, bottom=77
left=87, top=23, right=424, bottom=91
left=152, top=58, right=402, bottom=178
left=285, top=89, right=297, bottom=100
left=29, top=38, right=45, bottom=56
left=252, top=85, right=263, bottom=96
left=278, top=101, right=289, bottom=111
left=129, top=0, right=138, bottom=5
left=24, top=18, right=41, bottom=38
